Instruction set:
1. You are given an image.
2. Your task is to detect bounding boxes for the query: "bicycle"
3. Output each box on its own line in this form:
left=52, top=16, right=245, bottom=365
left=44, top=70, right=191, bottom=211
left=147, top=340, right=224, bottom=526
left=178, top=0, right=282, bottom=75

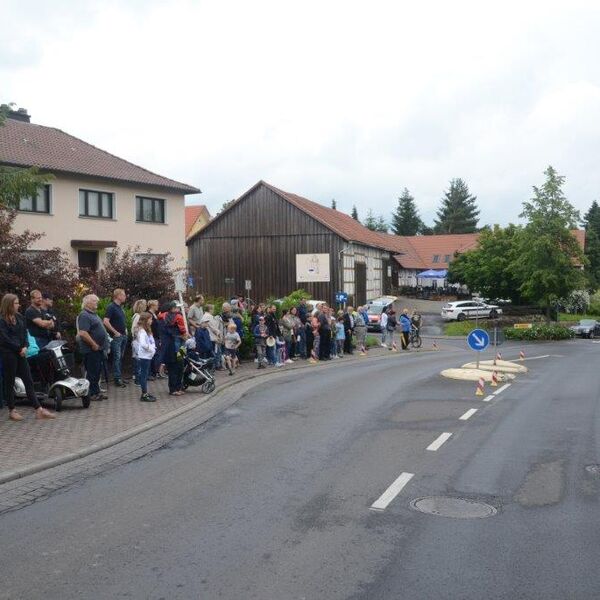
left=409, top=325, right=422, bottom=349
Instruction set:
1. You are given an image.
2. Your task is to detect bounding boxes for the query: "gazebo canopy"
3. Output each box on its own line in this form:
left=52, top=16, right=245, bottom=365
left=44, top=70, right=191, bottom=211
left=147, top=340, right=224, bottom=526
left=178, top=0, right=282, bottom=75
left=416, top=269, right=448, bottom=278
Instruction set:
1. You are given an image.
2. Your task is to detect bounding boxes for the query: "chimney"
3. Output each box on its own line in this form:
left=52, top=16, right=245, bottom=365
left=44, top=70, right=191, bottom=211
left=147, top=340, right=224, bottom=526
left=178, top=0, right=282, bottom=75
left=3, top=106, right=31, bottom=123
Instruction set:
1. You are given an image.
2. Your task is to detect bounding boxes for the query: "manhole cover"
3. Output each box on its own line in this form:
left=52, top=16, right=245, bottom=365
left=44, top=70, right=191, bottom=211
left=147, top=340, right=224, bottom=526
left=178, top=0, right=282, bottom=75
left=410, top=496, right=497, bottom=519
left=585, top=465, right=600, bottom=475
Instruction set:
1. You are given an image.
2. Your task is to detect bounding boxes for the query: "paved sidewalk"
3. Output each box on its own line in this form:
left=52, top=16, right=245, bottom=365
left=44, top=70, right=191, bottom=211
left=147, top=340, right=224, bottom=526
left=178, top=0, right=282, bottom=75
left=0, top=344, right=442, bottom=483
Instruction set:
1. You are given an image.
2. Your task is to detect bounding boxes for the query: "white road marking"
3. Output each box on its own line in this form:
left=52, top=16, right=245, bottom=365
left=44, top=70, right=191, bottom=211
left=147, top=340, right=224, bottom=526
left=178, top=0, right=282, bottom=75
left=370, top=472, right=414, bottom=511
left=426, top=432, right=453, bottom=451
left=483, top=394, right=495, bottom=402
left=459, top=408, right=478, bottom=421
left=493, top=383, right=511, bottom=395
left=519, top=354, right=550, bottom=361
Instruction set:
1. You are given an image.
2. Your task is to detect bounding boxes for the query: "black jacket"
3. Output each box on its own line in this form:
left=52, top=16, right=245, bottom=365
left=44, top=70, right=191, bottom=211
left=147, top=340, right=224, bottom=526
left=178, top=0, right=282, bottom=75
left=265, top=312, right=281, bottom=337
left=0, top=314, right=28, bottom=354
left=343, top=313, right=354, bottom=333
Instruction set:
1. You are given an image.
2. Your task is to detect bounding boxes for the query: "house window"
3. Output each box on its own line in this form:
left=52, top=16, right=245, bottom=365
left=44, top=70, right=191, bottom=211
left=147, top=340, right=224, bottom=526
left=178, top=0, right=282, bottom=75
left=432, top=255, right=440, bottom=263
left=136, top=196, right=165, bottom=223
left=79, top=189, right=114, bottom=219
left=444, top=254, right=451, bottom=263
left=19, top=185, right=51, bottom=213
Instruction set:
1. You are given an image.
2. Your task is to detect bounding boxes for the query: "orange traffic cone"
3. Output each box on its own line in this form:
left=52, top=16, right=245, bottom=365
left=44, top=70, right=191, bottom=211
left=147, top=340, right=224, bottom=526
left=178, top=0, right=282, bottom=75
left=432, top=340, right=439, bottom=351
left=494, top=351, right=502, bottom=365
left=491, top=371, right=498, bottom=387
left=476, top=377, right=485, bottom=396
left=519, top=350, right=525, bottom=361
left=391, top=341, right=398, bottom=352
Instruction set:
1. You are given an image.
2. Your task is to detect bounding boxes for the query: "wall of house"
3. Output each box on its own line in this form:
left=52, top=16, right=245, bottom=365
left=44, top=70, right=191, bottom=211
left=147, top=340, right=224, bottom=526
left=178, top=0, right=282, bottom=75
left=187, top=211, right=211, bottom=240
left=187, top=184, right=345, bottom=303
left=12, top=175, right=188, bottom=268
left=341, top=243, right=387, bottom=304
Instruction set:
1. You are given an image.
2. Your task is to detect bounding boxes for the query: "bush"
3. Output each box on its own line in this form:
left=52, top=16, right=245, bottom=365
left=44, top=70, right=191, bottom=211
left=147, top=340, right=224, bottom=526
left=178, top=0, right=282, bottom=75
left=84, top=246, right=176, bottom=302
left=558, top=290, right=590, bottom=314
left=504, top=324, right=574, bottom=341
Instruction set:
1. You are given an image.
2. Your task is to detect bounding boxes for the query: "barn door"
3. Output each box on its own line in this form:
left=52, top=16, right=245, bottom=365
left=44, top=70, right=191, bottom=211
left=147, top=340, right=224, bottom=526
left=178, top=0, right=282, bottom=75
left=382, top=258, right=391, bottom=295
left=354, top=262, right=367, bottom=306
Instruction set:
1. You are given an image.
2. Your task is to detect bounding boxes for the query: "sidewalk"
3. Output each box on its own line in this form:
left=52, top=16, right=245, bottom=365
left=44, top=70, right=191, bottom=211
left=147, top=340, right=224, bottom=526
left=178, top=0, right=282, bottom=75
left=0, top=344, right=439, bottom=483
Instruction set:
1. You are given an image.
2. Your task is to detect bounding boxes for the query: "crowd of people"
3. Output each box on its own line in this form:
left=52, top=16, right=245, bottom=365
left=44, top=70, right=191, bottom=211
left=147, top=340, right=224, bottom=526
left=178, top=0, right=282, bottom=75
left=0, top=288, right=422, bottom=421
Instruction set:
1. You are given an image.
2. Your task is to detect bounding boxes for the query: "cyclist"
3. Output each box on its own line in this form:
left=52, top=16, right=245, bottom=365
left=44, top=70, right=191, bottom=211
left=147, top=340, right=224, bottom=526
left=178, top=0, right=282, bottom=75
left=411, top=309, right=422, bottom=332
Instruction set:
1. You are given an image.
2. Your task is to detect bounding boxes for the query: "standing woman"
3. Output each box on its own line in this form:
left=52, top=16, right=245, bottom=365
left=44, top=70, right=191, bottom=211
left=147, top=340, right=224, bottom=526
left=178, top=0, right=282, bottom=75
left=354, top=306, right=367, bottom=354
left=147, top=299, right=162, bottom=379
left=131, top=299, right=147, bottom=386
left=0, top=294, right=55, bottom=421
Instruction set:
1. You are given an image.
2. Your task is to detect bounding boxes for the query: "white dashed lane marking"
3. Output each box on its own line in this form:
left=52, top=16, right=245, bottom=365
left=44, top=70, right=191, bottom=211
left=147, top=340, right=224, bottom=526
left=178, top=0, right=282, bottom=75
left=426, top=432, right=453, bottom=451
left=493, top=383, right=511, bottom=395
left=370, top=472, right=414, bottom=511
left=459, top=408, right=478, bottom=421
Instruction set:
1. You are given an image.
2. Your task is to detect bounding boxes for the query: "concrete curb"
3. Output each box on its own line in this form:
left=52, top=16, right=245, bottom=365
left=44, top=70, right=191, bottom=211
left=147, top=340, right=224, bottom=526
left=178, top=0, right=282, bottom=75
left=0, top=346, right=438, bottom=486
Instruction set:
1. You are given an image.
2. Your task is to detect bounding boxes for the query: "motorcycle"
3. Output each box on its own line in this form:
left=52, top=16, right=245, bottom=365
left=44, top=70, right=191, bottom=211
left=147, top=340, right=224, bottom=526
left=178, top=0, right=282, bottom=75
left=14, top=340, right=91, bottom=411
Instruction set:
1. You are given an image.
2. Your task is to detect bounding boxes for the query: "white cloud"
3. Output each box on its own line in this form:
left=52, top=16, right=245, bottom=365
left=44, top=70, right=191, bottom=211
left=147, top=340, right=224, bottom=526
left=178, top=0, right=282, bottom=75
left=3, top=0, right=600, bottom=226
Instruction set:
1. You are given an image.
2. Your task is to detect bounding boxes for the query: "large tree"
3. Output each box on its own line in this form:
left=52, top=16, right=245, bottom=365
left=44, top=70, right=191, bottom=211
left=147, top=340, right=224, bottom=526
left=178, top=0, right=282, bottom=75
left=391, top=188, right=423, bottom=235
left=512, top=166, right=586, bottom=317
left=448, top=224, right=523, bottom=303
left=582, top=200, right=600, bottom=288
left=0, top=104, right=50, bottom=208
left=434, top=178, right=480, bottom=234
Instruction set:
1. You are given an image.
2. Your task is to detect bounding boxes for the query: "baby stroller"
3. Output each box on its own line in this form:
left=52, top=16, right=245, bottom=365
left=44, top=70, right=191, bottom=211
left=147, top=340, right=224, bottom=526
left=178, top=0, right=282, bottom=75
left=181, top=348, right=216, bottom=394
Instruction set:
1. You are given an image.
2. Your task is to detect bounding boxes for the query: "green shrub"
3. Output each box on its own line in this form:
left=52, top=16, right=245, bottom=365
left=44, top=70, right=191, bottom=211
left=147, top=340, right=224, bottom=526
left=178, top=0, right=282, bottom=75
left=504, top=324, right=574, bottom=341
left=239, top=312, right=255, bottom=359
left=365, top=335, right=380, bottom=348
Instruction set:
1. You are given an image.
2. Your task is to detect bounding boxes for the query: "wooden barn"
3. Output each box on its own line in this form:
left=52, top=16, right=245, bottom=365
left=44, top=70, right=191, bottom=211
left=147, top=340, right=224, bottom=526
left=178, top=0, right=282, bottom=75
left=186, top=181, right=400, bottom=305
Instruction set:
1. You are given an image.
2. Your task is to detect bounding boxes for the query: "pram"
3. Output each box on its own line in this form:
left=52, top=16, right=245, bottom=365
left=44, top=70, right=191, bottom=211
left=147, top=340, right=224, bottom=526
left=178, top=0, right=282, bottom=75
left=181, top=348, right=216, bottom=394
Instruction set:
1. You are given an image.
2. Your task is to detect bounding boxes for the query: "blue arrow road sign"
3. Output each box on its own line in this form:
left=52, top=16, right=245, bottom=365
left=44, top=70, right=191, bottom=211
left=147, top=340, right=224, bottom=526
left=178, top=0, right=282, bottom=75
left=336, top=292, right=348, bottom=303
left=467, top=328, right=490, bottom=352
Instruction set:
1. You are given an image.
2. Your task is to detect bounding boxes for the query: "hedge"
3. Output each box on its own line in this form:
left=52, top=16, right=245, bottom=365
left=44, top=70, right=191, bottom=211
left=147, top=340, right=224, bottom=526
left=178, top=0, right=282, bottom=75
left=503, top=324, right=574, bottom=341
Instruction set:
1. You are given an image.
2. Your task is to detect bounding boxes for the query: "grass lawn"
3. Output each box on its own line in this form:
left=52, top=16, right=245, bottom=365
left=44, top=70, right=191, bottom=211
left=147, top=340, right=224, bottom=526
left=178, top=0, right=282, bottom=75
left=558, top=313, right=600, bottom=322
left=443, top=320, right=495, bottom=336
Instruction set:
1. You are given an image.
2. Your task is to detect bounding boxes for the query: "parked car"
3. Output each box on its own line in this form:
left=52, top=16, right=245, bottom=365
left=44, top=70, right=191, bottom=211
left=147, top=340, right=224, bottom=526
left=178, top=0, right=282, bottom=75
left=366, top=296, right=397, bottom=331
left=441, top=300, right=502, bottom=321
left=569, top=319, right=600, bottom=339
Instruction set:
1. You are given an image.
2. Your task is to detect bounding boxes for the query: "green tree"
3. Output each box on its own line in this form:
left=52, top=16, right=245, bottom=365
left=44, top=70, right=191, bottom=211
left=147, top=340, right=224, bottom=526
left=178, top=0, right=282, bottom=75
left=419, top=223, right=434, bottom=235
left=448, top=224, right=523, bottom=302
left=391, top=188, right=423, bottom=235
left=0, top=104, right=51, bottom=208
left=434, top=178, right=480, bottom=233
left=331, top=198, right=337, bottom=210
left=582, top=200, right=600, bottom=288
left=512, top=166, right=586, bottom=318
left=351, top=205, right=359, bottom=221
left=364, top=209, right=388, bottom=232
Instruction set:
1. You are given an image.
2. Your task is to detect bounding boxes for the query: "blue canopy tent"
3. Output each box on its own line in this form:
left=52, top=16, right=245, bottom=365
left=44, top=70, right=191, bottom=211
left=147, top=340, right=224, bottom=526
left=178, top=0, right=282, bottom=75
left=416, top=269, right=448, bottom=278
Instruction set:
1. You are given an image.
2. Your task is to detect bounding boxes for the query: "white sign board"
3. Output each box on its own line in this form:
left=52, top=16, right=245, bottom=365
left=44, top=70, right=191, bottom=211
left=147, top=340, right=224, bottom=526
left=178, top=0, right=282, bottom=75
left=245, top=280, right=252, bottom=291
left=296, top=253, right=330, bottom=283
left=174, top=271, right=186, bottom=293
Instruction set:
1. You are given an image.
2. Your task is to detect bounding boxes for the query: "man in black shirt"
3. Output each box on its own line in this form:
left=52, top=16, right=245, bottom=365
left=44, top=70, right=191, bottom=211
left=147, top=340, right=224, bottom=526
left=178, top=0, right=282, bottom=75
left=41, top=293, right=61, bottom=341
left=24, top=289, right=56, bottom=349
left=103, top=288, right=128, bottom=387
left=78, top=294, right=108, bottom=401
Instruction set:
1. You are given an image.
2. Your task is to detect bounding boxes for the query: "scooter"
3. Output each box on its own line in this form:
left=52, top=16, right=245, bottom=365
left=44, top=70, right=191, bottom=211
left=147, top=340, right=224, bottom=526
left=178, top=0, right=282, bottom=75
left=14, top=340, right=91, bottom=411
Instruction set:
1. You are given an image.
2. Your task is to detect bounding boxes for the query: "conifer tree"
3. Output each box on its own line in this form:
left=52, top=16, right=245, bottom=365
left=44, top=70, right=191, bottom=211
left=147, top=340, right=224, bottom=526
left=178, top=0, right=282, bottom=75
left=434, top=178, right=480, bottom=234
left=351, top=205, right=359, bottom=221
left=331, top=199, right=337, bottom=210
left=391, top=188, right=423, bottom=235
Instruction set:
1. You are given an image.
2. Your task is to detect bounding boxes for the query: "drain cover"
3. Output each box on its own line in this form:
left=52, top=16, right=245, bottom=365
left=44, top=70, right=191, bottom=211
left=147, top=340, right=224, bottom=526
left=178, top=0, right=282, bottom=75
left=410, top=496, right=497, bottom=518
left=585, top=465, right=600, bottom=475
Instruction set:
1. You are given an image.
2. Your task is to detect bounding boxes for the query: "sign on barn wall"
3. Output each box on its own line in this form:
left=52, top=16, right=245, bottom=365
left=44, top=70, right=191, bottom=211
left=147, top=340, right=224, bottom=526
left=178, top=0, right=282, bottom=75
left=296, top=253, right=331, bottom=282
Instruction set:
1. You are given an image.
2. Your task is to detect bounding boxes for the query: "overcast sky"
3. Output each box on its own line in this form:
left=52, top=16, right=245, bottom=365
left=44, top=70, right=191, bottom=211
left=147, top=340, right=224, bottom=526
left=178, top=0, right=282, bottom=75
left=2, top=0, right=600, bottom=227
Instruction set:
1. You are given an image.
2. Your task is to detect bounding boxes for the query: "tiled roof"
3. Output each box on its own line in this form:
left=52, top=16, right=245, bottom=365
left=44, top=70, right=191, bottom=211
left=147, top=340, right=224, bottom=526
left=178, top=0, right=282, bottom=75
left=0, top=117, right=200, bottom=194
left=263, top=182, right=396, bottom=250
left=185, top=205, right=210, bottom=237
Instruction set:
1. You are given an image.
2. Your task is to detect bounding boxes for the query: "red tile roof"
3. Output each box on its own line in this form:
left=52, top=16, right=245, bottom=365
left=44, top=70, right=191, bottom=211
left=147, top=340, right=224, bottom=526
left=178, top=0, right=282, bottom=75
left=185, top=205, right=210, bottom=237
left=0, top=117, right=200, bottom=194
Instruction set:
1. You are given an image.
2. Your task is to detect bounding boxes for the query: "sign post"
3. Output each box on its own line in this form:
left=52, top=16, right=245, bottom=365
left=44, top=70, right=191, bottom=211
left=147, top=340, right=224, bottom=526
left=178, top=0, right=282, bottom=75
left=335, top=291, right=348, bottom=308
left=245, top=280, right=252, bottom=291
left=467, top=328, right=490, bottom=369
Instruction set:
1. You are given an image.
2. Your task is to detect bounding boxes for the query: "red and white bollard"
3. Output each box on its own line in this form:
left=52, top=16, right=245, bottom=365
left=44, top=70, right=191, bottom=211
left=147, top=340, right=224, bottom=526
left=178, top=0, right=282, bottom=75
left=491, top=371, right=498, bottom=387
left=432, top=340, right=439, bottom=351
left=494, top=351, right=502, bottom=365
left=391, top=341, right=398, bottom=352
left=519, top=350, right=525, bottom=361
left=476, top=376, right=485, bottom=396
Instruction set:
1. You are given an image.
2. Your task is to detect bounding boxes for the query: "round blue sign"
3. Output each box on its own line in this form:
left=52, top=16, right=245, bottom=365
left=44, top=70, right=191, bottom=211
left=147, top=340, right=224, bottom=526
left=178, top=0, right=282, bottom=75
left=467, top=328, right=490, bottom=351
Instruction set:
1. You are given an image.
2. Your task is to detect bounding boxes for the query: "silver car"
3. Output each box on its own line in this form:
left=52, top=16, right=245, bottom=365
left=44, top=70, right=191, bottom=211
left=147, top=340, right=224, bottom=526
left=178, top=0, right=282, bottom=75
left=441, top=300, right=503, bottom=321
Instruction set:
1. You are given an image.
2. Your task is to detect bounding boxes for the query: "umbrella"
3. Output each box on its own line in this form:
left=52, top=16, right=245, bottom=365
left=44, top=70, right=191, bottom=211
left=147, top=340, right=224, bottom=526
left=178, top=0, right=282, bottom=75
left=416, top=269, right=448, bottom=278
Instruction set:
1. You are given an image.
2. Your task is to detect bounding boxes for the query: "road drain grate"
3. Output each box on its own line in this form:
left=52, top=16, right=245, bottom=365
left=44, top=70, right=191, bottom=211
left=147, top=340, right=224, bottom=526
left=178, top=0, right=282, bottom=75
left=585, top=465, right=600, bottom=475
left=410, top=496, right=497, bottom=518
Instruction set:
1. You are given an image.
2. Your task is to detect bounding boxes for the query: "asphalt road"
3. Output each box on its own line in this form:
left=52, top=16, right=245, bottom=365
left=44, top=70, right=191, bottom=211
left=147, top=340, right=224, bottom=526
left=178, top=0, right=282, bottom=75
left=1, top=340, right=599, bottom=600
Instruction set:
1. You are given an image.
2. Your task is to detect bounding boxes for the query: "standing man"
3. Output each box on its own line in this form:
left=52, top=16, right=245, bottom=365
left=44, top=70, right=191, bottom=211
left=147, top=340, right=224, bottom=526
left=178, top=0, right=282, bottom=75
left=77, top=294, right=108, bottom=401
left=399, top=308, right=412, bottom=350
left=187, top=294, right=204, bottom=332
left=318, top=303, right=331, bottom=360
left=343, top=306, right=354, bottom=355
left=24, top=289, right=56, bottom=349
left=264, top=304, right=281, bottom=365
left=41, top=293, right=61, bottom=341
left=103, top=288, right=128, bottom=387
left=380, top=309, right=389, bottom=348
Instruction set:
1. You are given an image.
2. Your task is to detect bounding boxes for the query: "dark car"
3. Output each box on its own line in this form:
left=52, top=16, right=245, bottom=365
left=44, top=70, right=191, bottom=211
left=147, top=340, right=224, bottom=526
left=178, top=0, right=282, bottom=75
left=569, top=319, right=600, bottom=339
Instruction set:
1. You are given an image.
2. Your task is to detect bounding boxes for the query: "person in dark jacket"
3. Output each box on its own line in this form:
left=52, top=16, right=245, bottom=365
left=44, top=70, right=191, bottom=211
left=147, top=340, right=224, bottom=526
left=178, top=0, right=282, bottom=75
left=194, top=322, right=214, bottom=359
left=147, top=300, right=162, bottom=378
left=343, top=306, right=355, bottom=355
left=318, top=304, right=331, bottom=360
left=158, top=302, right=188, bottom=395
left=264, top=304, right=281, bottom=365
left=0, top=293, right=55, bottom=421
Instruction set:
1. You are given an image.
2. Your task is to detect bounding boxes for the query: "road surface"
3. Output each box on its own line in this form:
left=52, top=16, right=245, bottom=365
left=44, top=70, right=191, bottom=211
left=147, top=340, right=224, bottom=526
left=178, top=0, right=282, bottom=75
left=1, top=340, right=599, bottom=599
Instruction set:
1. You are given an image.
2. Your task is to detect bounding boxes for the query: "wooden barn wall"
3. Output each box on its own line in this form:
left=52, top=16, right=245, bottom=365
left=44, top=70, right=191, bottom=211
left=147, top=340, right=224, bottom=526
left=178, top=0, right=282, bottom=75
left=187, top=185, right=344, bottom=303
left=341, top=243, right=388, bottom=304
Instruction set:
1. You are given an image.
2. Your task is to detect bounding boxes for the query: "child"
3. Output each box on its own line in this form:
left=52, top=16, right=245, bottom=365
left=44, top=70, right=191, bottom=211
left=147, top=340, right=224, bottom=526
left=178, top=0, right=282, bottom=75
left=135, top=312, right=157, bottom=402
left=224, top=321, right=242, bottom=375
left=253, top=316, right=268, bottom=369
left=336, top=316, right=346, bottom=357
left=309, top=314, right=320, bottom=363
